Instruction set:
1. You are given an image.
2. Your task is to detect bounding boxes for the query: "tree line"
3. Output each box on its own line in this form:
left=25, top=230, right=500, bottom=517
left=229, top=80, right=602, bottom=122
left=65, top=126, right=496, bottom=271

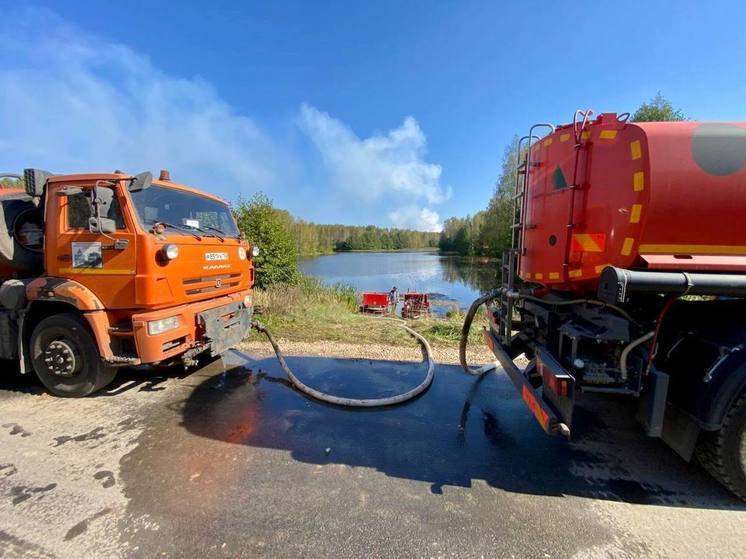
left=237, top=197, right=438, bottom=255
left=233, top=193, right=440, bottom=288
left=287, top=221, right=439, bottom=254
left=438, top=94, right=686, bottom=258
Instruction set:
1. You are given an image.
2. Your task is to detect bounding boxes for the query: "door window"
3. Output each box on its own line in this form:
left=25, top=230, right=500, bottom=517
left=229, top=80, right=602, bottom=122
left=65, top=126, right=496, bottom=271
left=66, top=191, right=126, bottom=230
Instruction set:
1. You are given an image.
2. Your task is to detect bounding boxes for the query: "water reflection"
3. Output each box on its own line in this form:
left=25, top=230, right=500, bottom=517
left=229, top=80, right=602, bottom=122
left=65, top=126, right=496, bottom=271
left=439, top=255, right=500, bottom=294
left=298, top=251, right=499, bottom=309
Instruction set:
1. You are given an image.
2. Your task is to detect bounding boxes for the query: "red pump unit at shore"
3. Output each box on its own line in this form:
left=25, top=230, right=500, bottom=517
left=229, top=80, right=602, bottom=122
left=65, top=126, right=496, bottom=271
left=476, top=111, right=746, bottom=500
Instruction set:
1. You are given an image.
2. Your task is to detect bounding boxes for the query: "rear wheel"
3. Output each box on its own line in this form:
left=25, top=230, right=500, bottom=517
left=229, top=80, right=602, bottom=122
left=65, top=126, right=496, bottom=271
left=696, top=390, right=746, bottom=500
left=30, top=313, right=116, bottom=397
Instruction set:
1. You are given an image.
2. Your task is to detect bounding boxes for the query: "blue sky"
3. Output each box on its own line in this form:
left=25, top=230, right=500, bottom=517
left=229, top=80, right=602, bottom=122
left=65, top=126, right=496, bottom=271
left=2, top=1, right=746, bottom=231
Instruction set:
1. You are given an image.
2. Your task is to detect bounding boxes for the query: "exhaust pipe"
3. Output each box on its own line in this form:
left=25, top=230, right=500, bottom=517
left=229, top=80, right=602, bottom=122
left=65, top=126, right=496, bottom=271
left=598, top=266, right=746, bottom=303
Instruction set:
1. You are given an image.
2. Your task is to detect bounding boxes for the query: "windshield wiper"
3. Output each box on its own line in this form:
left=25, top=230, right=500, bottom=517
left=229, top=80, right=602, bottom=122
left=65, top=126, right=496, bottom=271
left=199, top=225, right=229, bottom=241
left=146, top=220, right=202, bottom=240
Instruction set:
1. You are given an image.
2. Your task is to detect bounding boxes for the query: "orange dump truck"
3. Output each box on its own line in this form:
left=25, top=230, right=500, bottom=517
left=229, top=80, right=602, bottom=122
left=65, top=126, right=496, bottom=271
left=0, top=169, right=255, bottom=397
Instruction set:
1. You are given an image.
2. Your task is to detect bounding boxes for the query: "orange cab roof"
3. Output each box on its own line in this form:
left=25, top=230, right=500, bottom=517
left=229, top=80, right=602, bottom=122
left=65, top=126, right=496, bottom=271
left=48, top=173, right=229, bottom=205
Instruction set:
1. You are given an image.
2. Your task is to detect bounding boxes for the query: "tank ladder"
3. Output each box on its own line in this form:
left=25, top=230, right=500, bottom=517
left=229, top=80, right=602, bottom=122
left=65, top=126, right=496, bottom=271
left=499, top=123, right=554, bottom=342
left=561, top=109, right=593, bottom=280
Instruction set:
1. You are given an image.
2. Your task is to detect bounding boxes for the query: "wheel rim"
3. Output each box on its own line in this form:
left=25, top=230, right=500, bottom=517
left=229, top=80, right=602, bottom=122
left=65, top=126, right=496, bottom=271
left=42, top=338, right=81, bottom=377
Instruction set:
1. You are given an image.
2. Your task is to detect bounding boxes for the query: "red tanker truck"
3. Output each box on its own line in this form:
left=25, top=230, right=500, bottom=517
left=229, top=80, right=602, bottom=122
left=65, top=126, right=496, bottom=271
left=483, top=111, right=746, bottom=499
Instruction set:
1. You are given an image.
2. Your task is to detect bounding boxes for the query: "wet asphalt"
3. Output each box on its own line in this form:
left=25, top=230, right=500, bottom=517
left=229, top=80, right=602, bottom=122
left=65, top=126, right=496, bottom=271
left=1, top=351, right=745, bottom=558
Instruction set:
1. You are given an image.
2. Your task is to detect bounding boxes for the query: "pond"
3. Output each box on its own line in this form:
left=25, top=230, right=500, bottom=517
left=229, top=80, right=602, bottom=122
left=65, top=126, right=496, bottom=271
left=298, top=251, right=500, bottom=312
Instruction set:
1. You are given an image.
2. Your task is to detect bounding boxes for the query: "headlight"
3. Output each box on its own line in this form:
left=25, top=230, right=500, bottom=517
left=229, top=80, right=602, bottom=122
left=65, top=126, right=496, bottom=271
left=147, top=316, right=181, bottom=335
left=238, top=246, right=247, bottom=260
left=163, top=244, right=179, bottom=260
left=251, top=245, right=260, bottom=257
left=243, top=294, right=252, bottom=308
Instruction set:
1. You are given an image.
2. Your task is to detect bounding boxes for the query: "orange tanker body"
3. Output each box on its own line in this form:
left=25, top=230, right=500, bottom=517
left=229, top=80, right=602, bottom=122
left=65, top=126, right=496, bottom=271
left=0, top=168, right=256, bottom=397
left=481, top=112, right=746, bottom=500
left=519, top=113, right=746, bottom=288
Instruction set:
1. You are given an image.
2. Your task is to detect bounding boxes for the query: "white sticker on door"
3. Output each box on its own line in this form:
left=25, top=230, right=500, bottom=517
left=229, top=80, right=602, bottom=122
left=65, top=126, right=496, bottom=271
left=72, top=242, right=103, bottom=268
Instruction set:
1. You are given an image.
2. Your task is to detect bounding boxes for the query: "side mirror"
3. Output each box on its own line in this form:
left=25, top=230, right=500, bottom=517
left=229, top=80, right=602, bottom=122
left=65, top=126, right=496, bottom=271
left=89, top=186, right=116, bottom=234
left=129, top=171, right=153, bottom=192
left=89, top=216, right=116, bottom=234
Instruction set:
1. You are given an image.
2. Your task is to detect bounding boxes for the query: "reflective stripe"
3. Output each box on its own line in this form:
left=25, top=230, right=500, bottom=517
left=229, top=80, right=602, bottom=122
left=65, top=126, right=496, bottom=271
left=621, top=237, right=635, bottom=256
left=633, top=171, right=645, bottom=191
left=630, top=140, right=642, bottom=160
left=629, top=204, right=642, bottom=223
left=639, top=244, right=746, bottom=255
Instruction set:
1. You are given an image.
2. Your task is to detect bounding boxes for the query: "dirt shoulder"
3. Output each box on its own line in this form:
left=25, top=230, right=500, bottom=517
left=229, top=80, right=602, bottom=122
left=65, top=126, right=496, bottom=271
left=238, top=337, right=496, bottom=366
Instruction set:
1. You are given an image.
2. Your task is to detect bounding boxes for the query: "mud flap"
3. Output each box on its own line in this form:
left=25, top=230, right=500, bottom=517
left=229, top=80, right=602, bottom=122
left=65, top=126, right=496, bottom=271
left=198, top=302, right=252, bottom=357
left=638, top=368, right=670, bottom=437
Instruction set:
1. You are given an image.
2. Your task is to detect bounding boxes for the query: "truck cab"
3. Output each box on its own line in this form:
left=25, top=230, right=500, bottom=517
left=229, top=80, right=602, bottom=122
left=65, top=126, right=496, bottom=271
left=0, top=168, right=255, bottom=397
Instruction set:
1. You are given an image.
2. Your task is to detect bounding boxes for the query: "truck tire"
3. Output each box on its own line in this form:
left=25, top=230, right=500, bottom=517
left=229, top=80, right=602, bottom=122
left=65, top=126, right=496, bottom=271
left=29, top=313, right=116, bottom=397
left=695, top=390, right=746, bottom=500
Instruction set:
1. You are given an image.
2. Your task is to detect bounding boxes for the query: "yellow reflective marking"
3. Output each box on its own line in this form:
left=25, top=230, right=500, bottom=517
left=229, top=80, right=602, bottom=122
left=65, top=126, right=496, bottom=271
left=633, top=171, right=645, bottom=191
left=568, top=269, right=583, bottom=278
left=559, top=133, right=571, bottom=143
left=600, top=130, right=617, bottom=139
left=534, top=272, right=544, bottom=280
left=544, top=138, right=553, bottom=147
left=638, top=244, right=746, bottom=255
left=523, top=272, right=531, bottom=280
left=581, top=131, right=591, bottom=140
left=595, top=263, right=611, bottom=274
left=573, top=233, right=604, bottom=252
left=59, top=268, right=135, bottom=275
left=549, top=272, right=560, bottom=280
left=629, top=204, right=642, bottom=223
left=621, top=238, right=635, bottom=256
left=630, top=140, right=642, bottom=160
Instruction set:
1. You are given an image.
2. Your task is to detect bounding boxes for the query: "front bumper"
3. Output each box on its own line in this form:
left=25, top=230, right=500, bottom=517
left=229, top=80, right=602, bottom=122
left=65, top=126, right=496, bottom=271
left=131, top=290, right=252, bottom=364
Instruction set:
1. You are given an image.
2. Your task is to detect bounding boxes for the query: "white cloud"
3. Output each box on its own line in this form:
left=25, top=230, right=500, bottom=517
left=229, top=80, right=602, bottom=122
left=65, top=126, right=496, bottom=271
left=298, top=104, right=449, bottom=230
left=0, top=8, right=285, bottom=198
left=387, top=206, right=442, bottom=232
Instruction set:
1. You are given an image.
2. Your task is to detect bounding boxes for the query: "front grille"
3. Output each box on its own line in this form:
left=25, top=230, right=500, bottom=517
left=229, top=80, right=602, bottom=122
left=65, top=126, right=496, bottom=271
left=183, top=273, right=241, bottom=296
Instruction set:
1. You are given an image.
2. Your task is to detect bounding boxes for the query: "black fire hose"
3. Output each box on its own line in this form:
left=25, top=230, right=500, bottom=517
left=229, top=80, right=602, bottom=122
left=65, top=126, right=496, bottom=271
left=249, top=319, right=435, bottom=407
left=459, top=290, right=500, bottom=376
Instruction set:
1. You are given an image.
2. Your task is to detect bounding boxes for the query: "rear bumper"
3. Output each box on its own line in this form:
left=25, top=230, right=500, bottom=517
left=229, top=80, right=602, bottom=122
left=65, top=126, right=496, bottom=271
left=483, top=327, right=572, bottom=436
left=131, top=290, right=252, bottom=364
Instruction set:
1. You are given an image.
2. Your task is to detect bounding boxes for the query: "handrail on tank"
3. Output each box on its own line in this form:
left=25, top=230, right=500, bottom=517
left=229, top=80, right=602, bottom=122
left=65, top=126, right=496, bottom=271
left=524, top=122, right=555, bottom=194
left=572, top=109, right=594, bottom=144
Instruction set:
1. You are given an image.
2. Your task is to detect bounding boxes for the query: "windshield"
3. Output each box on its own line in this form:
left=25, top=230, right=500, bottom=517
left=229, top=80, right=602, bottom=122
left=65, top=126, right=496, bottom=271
left=130, top=185, right=240, bottom=237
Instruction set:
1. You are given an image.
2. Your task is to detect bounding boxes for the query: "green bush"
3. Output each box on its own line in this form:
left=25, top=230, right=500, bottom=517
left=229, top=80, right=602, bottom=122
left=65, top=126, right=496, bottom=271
left=234, top=193, right=299, bottom=288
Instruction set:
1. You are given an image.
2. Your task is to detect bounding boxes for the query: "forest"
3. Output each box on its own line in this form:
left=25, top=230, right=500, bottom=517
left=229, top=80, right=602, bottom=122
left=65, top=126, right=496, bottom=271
left=235, top=195, right=440, bottom=255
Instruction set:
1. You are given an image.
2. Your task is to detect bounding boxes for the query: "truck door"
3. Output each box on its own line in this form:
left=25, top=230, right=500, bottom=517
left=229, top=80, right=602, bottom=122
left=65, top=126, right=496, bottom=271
left=46, top=182, right=137, bottom=309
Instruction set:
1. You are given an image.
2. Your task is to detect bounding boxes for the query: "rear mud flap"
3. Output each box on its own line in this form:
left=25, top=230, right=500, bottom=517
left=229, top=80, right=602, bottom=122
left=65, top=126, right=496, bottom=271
left=198, top=303, right=252, bottom=357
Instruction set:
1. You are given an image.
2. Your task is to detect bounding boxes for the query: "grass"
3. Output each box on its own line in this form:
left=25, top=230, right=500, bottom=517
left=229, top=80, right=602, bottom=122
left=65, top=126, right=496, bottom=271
left=253, top=276, right=487, bottom=348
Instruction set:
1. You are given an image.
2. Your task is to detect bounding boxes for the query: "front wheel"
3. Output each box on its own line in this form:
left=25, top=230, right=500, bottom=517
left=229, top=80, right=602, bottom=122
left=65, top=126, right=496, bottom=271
left=696, top=391, right=746, bottom=500
left=30, top=313, right=117, bottom=397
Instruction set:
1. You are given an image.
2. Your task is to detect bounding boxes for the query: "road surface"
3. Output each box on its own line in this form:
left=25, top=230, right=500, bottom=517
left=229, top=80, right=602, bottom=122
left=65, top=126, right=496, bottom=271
left=1, top=350, right=744, bottom=557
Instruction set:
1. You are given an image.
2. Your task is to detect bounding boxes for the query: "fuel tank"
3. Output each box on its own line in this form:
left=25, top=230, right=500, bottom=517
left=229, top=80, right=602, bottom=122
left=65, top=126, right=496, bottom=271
left=519, top=113, right=746, bottom=292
